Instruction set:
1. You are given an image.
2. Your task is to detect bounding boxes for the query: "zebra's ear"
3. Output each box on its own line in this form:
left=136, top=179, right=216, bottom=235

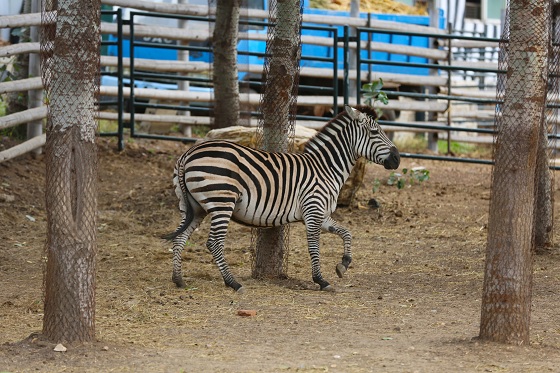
left=345, top=105, right=361, bottom=120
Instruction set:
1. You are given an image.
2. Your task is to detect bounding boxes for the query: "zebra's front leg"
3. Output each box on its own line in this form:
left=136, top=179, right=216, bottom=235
left=207, top=213, right=244, bottom=292
left=305, top=217, right=333, bottom=291
left=322, top=216, right=352, bottom=278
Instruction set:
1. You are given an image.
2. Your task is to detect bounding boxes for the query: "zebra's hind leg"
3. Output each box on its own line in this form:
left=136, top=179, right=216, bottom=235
left=322, top=217, right=352, bottom=278
left=172, top=232, right=189, bottom=288
left=171, top=215, right=205, bottom=288
left=206, top=212, right=244, bottom=292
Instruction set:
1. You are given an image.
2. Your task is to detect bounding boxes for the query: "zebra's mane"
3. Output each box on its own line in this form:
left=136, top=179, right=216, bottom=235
left=348, top=105, right=379, bottom=119
left=303, top=105, right=378, bottom=153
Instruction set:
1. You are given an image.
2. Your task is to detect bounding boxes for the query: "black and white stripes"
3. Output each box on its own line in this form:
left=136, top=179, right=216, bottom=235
left=163, top=105, right=400, bottom=292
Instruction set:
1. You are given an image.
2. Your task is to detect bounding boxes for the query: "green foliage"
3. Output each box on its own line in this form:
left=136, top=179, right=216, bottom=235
left=362, top=78, right=389, bottom=117
left=192, top=125, right=211, bottom=138
left=374, top=167, right=430, bottom=192
left=1, top=57, right=29, bottom=140
left=0, top=97, right=6, bottom=117
left=11, top=27, right=29, bottom=42
left=372, top=178, right=381, bottom=193
left=392, top=136, right=492, bottom=159
left=0, top=62, right=13, bottom=83
left=362, top=78, right=388, bottom=106
left=438, top=140, right=492, bottom=158
left=0, top=98, right=27, bottom=139
left=1, top=62, right=10, bottom=119
left=98, top=119, right=118, bottom=133
left=393, top=135, right=427, bottom=153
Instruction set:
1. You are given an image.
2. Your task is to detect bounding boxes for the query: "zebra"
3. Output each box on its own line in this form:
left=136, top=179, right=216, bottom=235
left=163, top=105, right=400, bottom=292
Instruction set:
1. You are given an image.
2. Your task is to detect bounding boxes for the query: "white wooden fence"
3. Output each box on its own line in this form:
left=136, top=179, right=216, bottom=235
left=0, top=0, right=501, bottom=162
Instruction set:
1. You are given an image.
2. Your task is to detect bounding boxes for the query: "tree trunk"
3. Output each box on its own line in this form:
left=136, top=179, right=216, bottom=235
left=252, top=0, right=301, bottom=280
left=534, top=2, right=560, bottom=254
left=212, top=0, right=240, bottom=128
left=534, top=118, right=553, bottom=253
left=42, top=0, right=100, bottom=343
left=253, top=227, right=286, bottom=279
left=479, top=0, right=549, bottom=345
left=260, top=1, right=301, bottom=144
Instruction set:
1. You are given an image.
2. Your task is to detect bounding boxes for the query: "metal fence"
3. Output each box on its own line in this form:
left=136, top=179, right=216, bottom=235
left=99, top=10, right=342, bottom=147
left=96, top=8, right=560, bottom=168
left=355, top=26, right=502, bottom=165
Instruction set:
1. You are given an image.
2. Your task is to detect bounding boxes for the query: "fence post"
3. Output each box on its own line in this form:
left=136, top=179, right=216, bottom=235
left=27, top=0, right=42, bottom=154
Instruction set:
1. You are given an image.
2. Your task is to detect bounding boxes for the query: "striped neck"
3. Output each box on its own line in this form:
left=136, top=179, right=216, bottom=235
left=304, top=113, right=359, bottom=182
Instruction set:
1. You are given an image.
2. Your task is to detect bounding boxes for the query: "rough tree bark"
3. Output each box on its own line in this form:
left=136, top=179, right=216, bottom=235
left=42, top=0, right=100, bottom=343
left=534, top=117, right=553, bottom=253
left=252, top=0, right=302, bottom=280
left=533, top=2, right=559, bottom=254
left=212, top=0, right=240, bottom=128
left=479, top=0, right=549, bottom=345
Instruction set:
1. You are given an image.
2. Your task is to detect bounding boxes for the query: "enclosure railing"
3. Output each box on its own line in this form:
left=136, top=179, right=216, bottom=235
left=99, top=8, right=124, bottom=150
left=106, top=9, right=498, bottom=148
left=122, top=11, right=342, bottom=145
left=354, top=26, right=505, bottom=165
left=2, top=3, right=558, bottom=168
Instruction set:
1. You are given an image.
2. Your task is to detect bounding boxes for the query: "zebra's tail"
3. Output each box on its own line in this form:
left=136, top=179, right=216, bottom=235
left=162, top=163, right=194, bottom=241
left=161, top=202, right=193, bottom=240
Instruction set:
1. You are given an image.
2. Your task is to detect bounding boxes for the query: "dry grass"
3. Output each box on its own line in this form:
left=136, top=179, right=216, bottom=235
left=1, top=137, right=560, bottom=372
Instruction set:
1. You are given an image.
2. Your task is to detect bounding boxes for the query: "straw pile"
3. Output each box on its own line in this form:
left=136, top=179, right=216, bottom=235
left=310, top=0, right=428, bottom=15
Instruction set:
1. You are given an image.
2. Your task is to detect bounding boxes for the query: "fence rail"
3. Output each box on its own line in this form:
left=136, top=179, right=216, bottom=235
left=0, top=4, right=541, bottom=166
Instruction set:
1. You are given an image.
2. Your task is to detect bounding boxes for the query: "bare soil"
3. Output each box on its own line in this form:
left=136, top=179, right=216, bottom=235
left=1, top=137, right=560, bottom=373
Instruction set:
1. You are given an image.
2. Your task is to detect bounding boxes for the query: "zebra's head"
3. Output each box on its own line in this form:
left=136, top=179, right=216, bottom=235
left=345, top=105, right=400, bottom=170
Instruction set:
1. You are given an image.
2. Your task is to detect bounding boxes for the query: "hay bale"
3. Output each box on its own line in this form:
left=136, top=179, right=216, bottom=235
left=310, top=0, right=428, bottom=15
left=202, top=126, right=259, bottom=148
left=202, top=125, right=318, bottom=153
left=202, top=125, right=366, bottom=206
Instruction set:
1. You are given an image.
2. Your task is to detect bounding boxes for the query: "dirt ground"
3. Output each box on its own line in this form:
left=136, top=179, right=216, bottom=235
left=2, top=136, right=560, bottom=373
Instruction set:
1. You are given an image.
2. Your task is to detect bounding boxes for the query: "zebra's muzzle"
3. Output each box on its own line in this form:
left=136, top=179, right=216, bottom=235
left=383, top=146, right=400, bottom=170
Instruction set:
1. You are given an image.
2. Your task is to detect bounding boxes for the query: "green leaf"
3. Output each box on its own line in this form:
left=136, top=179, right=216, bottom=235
left=11, top=27, right=26, bottom=38
left=377, top=91, right=389, bottom=105
left=362, top=82, right=374, bottom=91
left=372, top=178, right=381, bottom=193
left=371, top=79, right=383, bottom=92
left=362, top=78, right=389, bottom=108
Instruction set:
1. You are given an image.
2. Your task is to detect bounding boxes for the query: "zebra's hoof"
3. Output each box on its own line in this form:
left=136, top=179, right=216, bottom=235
left=321, top=285, right=336, bottom=292
left=236, top=286, right=246, bottom=294
left=336, top=263, right=347, bottom=278
left=173, top=276, right=186, bottom=288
